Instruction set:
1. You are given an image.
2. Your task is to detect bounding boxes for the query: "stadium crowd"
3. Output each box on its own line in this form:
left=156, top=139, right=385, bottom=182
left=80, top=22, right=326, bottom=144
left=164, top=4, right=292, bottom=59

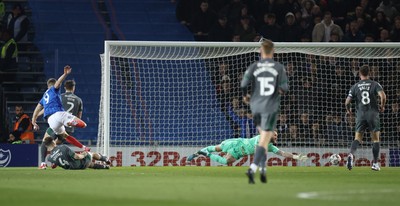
left=176, top=0, right=400, bottom=42
left=209, top=53, right=399, bottom=147
left=189, top=0, right=400, bottom=147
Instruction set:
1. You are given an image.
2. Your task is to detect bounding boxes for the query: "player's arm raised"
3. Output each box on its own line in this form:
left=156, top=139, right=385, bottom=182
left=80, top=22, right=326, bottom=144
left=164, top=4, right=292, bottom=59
left=54, top=65, right=72, bottom=89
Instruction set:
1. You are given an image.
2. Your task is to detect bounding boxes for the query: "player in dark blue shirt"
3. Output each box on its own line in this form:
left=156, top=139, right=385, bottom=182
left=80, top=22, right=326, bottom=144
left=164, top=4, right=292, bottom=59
left=31, top=65, right=90, bottom=169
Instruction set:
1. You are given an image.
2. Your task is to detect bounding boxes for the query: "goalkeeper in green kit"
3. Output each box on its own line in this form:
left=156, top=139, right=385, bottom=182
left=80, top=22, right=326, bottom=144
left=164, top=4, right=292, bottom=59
left=187, top=131, right=308, bottom=165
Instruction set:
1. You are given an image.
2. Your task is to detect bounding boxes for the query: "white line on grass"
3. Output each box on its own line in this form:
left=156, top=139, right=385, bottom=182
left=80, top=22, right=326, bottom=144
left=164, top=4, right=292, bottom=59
left=297, top=189, right=396, bottom=201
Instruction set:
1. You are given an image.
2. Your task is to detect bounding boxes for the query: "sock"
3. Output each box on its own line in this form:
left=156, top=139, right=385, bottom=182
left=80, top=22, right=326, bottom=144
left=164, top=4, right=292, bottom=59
left=65, top=135, right=84, bottom=148
left=99, top=154, right=108, bottom=162
left=40, top=143, right=47, bottom=162
left=372, top=142, right=380, bottom=163
left=208, top=154, right=228, bottom=165
left=253, top=146, right=266, bottom=166
left=92, top=164, right=109, bottom=169
left=350, top=140, right=360, bottom=154
left=250, top=163, right=258, bottom=173
left=250, top=146, right=266, bottom=173
left=259, top=153, right=267, bottom=172
left=206, top=146, right=216, bottom=152
left=68, top=119, right=86, bottom=128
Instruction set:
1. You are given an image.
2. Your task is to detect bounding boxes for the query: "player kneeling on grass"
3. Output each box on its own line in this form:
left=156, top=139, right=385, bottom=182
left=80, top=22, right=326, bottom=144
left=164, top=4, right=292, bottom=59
left=187, top=131, right=308, bottom=165
left=43, top=136, right=111, bottom=170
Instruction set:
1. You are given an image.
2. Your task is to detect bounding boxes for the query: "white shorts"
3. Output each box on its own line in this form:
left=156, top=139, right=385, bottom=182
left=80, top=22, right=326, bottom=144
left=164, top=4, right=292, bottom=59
left=47, top=111, right=76, bottom=135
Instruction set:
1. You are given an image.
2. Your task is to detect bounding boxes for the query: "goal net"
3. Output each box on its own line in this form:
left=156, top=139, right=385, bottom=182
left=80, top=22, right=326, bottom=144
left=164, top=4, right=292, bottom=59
left=99, top=41, right=400, bottom=167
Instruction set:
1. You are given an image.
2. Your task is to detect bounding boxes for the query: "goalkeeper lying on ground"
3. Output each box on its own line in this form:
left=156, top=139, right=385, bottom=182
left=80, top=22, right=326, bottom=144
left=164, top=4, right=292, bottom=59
left=187, top=131, right=308, bottom=165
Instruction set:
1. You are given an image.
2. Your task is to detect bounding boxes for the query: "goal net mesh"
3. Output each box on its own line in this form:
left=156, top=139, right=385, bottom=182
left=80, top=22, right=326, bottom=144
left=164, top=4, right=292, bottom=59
left=98, top=42, right=400, bottom=166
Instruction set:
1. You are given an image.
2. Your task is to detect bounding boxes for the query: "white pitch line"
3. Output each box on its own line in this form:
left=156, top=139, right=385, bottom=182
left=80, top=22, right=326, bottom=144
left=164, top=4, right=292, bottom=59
left=297, top=189, right=396, bottom=201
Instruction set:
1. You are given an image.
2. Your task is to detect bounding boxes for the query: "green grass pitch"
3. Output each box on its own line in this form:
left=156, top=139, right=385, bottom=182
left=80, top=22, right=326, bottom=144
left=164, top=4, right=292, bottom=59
left=1, top=166, right=399, bottom=206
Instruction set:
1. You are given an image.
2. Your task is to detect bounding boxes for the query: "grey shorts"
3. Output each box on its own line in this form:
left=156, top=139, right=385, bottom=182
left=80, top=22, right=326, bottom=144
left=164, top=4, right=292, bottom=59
left=253, top=112, right=278, bottom=131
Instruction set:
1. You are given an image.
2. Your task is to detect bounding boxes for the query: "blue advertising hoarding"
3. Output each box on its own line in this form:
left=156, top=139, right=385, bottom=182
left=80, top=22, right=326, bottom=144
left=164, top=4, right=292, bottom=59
left=0, top=144, right=38, bottom=167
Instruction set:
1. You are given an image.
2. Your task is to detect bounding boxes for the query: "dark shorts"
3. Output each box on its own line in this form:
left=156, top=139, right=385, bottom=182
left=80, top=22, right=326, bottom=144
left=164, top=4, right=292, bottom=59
left=253, top=112, right=278, bottom=131
left=355, top=111, right=380, bottom=132
left=70, top=154, right=92, bottom=170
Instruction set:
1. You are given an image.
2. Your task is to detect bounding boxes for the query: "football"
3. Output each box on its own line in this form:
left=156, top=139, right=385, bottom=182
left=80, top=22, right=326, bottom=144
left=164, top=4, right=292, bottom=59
left=329, top=154, right=342, bottom=165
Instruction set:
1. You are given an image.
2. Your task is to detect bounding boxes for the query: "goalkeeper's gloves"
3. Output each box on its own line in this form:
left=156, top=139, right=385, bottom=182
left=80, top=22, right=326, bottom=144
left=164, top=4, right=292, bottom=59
left=293, top=154, right=308, bottom=162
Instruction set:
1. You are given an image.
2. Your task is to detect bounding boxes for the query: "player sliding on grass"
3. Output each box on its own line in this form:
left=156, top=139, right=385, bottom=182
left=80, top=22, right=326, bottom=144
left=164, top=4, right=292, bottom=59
left=43, top=136, right=110, bottom=170
left=32, top=65, right=90, bottom=169
left=187, top=131, right=308, bottom=165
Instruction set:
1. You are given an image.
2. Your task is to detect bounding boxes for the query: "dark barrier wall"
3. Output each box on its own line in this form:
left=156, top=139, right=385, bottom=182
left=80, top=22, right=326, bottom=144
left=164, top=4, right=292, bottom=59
left=0, top=144, right=38, bottom=167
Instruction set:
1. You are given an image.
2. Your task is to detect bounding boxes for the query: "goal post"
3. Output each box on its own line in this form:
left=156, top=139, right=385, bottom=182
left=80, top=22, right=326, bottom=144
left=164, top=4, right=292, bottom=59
left=99, top=41, right=400, bottom=167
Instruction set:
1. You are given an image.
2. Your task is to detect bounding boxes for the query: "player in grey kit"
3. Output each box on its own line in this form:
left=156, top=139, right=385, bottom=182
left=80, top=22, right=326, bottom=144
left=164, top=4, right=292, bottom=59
left=62, top=80, right=83, bottom=134
left=240, top=39, right=288, bottom=184
left=43, top=136, right=110, bottom=170
left=345, top=65, right=386, bottom=171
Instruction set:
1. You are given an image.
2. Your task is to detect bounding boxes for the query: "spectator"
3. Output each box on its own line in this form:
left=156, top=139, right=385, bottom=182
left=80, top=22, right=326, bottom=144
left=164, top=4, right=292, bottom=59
left=364, top=33, right=376, bottom=41
left=0, top=29, right=18, bottom=73
left=383, top=101, right=400, bottom=142
left=342, top=114, right=356, bottom=143
left=378, top=28, right=391, bottom=41
left=8, top=105, right=34, bottom=144
left=288, top=124, right=299, bottom=144
left=390, top=16, right=400, bottom=41
left=191, top=1, right=217, bottom=41
left=356, top=17, right=372, bottom=35
left=234, top=15, right=257, bottom=41
left=299, top=16, right=313, bottom=40
left=349, top=59, right=360, bottom=83
left=347, top=6, right=372, bottom=22
left=343, top=20, right=365, bottom=42
left=281, top=12, right=301, bottom=42
left=277, top=113, right=290, bottom=140
left=228, top=104, right=256, bottom=138
left=310, top=4, right=322, bottom=20
left=61, top=80, right=83, bottom=134
left=4, top=3, right=29, bottom=42
left=232, top=33, right=241, bottom=41
left=360, top=0, right=376, bottom=17
left=208, top=14, right=233, bottom=41
left=312, top=11, right=344, bottom=42
left=269, top=0, right=292, bottom=26
left=217, top=79, right=234, bottom=115
left=373, top=11, right=391, bottom=31
left=300, top=0, right=315, bottom=20
left=236, top=4, right=256, bottom=27
left=257, top=13, right=281, bottom=42
left=216, top=61, right=231, bottom=85
left=298, top=111, right=312, bottom=142
left=329, top=32, right=340, bottom=42
left=311, top=120, right=325, bottom=146
left=376, top=0, right=399, bottom=21
left=297, top=77, right=315, bottom=111
left=175, top=0, right=198, bottom=28
left=220, top=0, right=244, bottom=25
left=327, top=0, right=348, bottom=26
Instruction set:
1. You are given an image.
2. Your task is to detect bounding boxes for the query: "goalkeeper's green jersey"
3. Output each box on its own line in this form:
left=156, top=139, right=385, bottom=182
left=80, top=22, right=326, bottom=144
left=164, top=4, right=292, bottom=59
left=243, top=135, right=280, bottom=155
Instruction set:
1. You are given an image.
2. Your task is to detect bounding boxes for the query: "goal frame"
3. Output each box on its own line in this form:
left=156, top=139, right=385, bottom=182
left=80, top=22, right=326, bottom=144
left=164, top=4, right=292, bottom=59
left=100, top=41, right=400, bottom=157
